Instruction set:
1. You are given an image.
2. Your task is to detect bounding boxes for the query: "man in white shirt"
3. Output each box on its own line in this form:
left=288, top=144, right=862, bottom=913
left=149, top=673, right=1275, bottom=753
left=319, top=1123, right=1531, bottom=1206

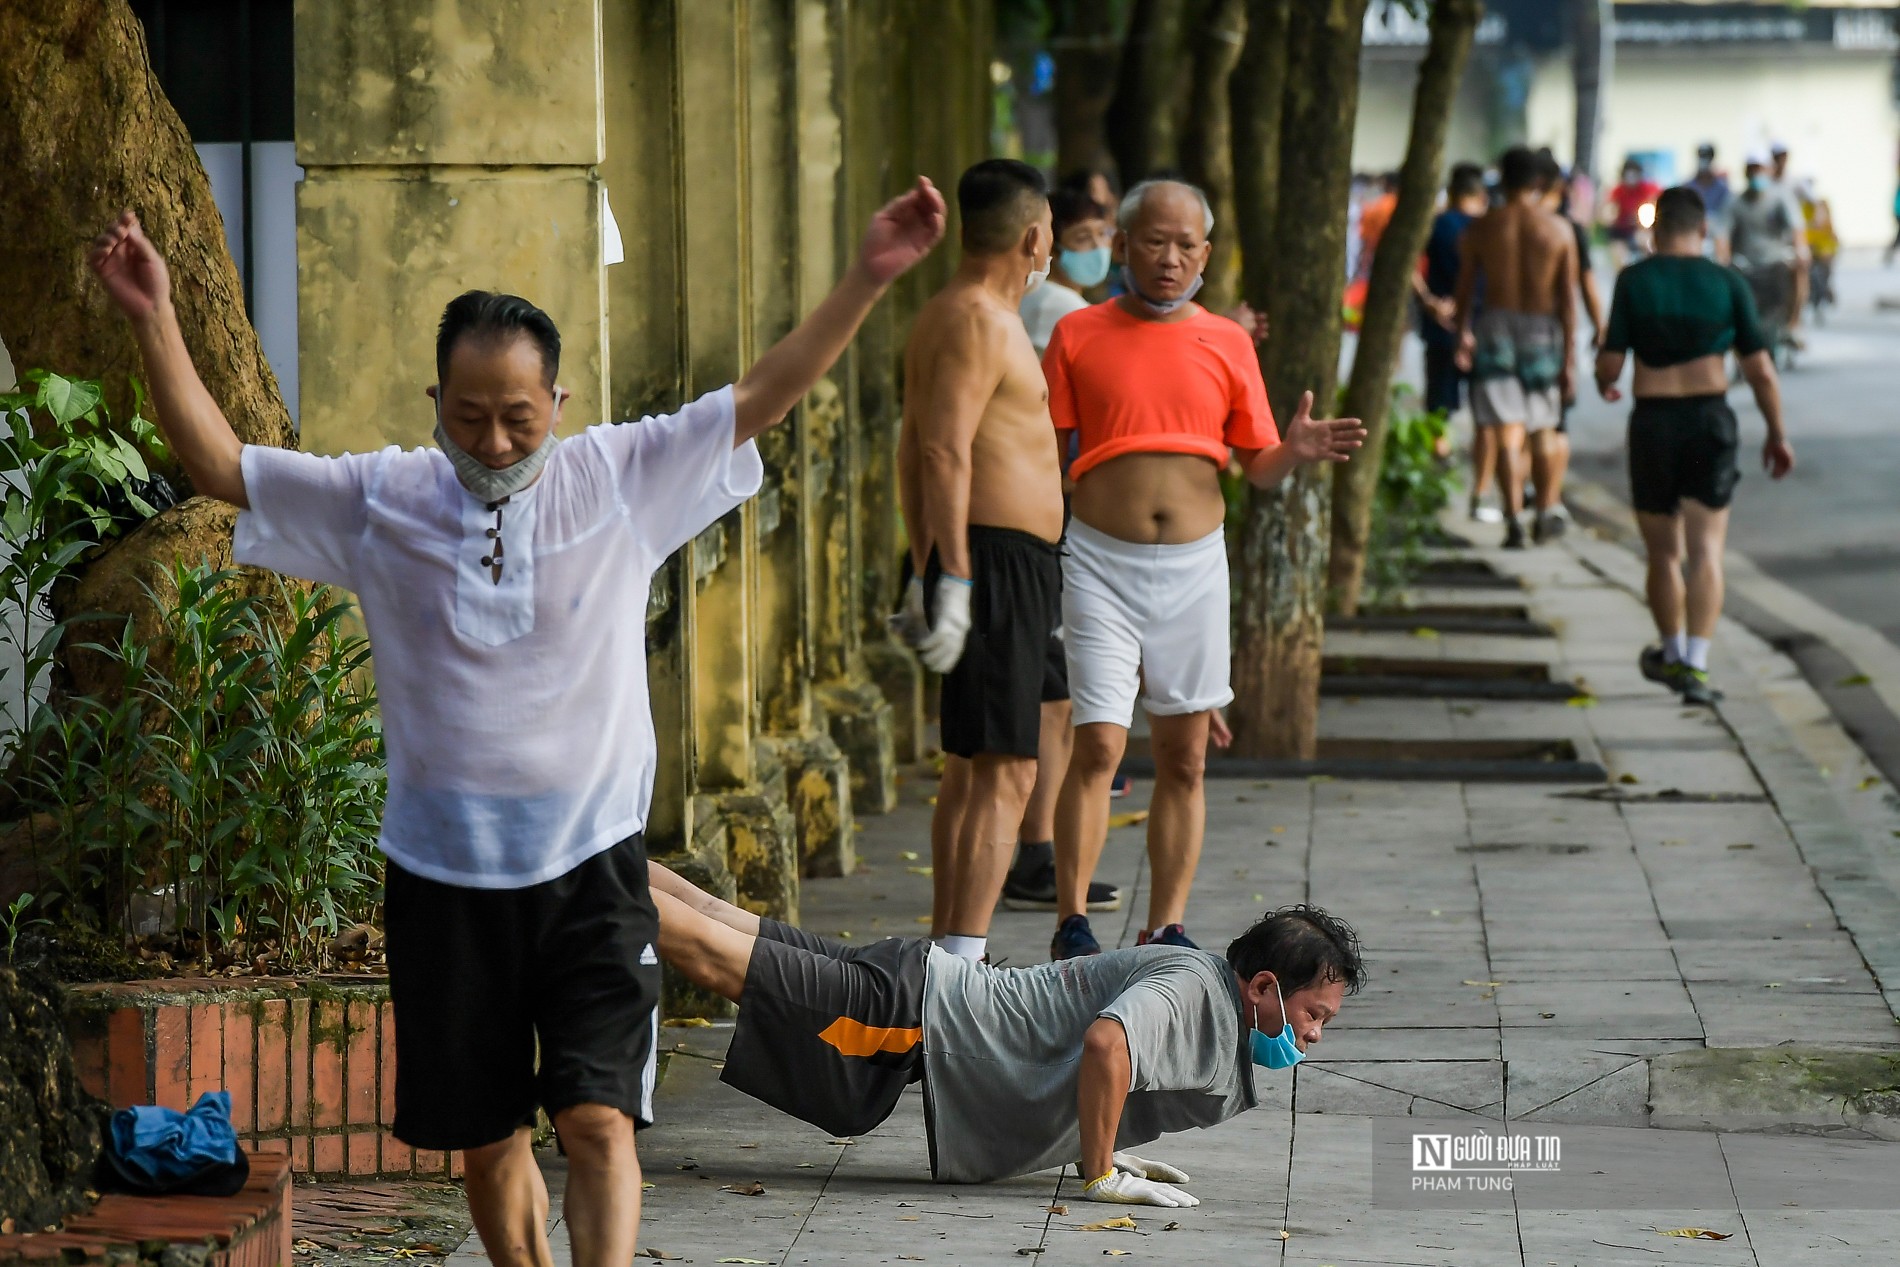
left=87, top=182, right=945, bottom=1267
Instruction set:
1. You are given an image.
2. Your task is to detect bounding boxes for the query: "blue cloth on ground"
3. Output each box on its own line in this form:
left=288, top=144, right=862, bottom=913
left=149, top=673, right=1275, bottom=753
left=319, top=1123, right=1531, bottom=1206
left=108, top=1091, right=240, bottom=1190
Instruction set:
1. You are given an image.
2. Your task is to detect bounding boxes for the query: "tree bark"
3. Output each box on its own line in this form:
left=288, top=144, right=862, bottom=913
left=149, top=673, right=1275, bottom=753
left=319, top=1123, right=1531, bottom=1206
left=1227, top=0, right=1368, bottom=760
left=1230, top=0, right=1292, bottom=311
left=1179, top=0, right=1247, bottom=314
left=1572, top=0, right=1614, bottom=184
left=1328, top=0, right=1483, bottom=616
left=1105, top=0, right=1196, bottom=187
left=1052, top=0, right=1125, bottom=180
left=0, top=0, right=294, bottom=452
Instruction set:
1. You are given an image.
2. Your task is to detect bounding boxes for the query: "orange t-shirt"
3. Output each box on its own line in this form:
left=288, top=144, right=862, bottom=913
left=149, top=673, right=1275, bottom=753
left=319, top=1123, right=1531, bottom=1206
left=1042, top=300, right=1278, bottom=480
left=1359, top=192, right=1398, bottom=252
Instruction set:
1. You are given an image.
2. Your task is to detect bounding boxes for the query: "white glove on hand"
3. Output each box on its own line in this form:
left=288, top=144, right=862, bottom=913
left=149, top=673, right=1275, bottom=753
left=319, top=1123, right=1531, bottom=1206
left=1112, top=1152, right=1191, bottom=1185
left=1081, top=1167, right=1200, bottom=1208
left=916, top=577, right=972, bottom=674
left=888, top=576, right=928, bottom=647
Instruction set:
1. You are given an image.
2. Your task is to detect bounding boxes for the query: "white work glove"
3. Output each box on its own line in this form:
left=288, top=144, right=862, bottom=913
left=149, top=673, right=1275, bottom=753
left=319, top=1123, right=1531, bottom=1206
left=888, top=576, right=928, bottom=647
left=1081, top=1167, right=1200, bottom=1208
left=1112, top=1152, right=1191, bottom=1185
left=916, top=576, right=972, bottom=674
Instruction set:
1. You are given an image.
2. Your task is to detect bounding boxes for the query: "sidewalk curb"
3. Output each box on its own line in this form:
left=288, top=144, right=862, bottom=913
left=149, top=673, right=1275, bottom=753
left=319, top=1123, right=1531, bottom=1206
left=1560, top=479, right=1900, bottom=1026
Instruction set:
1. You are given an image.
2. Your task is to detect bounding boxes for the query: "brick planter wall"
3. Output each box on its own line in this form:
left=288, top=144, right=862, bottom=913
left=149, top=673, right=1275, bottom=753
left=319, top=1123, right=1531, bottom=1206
left=63, top=978, right=457, bottom=1180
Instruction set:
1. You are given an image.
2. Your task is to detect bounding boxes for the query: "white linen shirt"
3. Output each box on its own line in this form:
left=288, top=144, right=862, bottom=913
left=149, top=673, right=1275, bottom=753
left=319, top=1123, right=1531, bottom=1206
left=233, top=386, right=760, bottom=889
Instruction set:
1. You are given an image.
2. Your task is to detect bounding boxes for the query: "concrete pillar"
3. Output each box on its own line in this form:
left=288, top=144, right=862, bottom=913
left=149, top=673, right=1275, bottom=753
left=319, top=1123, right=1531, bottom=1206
left=293, top=0, right=608, bottom=452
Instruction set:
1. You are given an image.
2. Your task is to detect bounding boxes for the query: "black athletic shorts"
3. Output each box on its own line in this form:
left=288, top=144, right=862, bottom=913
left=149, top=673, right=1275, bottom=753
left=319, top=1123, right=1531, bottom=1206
left=719, top=921, right=929, bottom=1138
left=1627, top=394, right=1740, bottom=515
left=926, top=526, right=1065, bottom=759
left=384, top=834, right=661, bottom=1150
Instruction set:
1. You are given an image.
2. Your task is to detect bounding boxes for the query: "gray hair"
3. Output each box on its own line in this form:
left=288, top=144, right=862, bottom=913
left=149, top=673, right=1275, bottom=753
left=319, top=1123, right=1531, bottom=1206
left=1117, top=179, right=1215, bottom=236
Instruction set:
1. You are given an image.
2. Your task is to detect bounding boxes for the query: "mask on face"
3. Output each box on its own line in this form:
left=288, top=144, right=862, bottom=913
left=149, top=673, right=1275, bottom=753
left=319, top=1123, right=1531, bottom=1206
left=1249, top=978, right=1305, bottom=1071
left=1119, top=265, right=1204, bottom=316
left=1059, top=246, right=1112, bottom=288
left=433, top=389, right=563, bottom=503
left=1747, top=175, right=1768, bottom=194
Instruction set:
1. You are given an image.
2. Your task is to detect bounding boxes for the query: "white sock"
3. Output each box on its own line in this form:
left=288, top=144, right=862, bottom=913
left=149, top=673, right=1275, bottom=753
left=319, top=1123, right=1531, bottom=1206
left=1663, top=633, right=1687, bottom=663
left=942, top=934, right=986, bottom=961
left=1684, top=636, right=1711, bottom=672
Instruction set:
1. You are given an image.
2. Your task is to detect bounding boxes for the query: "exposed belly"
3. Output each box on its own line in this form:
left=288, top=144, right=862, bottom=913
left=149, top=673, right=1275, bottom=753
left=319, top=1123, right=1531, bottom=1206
left=968, top=432, right=1065, bottom=542
left=1070, top=452, right=1228, bottom=544
left=1632, top=354, right=1730, bottom=399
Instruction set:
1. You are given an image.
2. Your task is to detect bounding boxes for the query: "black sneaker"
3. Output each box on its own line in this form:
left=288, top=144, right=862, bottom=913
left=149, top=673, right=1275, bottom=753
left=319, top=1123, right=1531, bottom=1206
left=1533, top=512, right=1567, bottom=544
left=1002, top=862, right=1122, bottom=912
left=1051, top=914, right=1102, bottom=960
left=1676, top=667, right=1721, bottom=706
left=1638, top=645, right=1675, bottom=686
left=1136, top=924, right=1200, bottom=949
left=1502, top=518, right=1527, bottom=550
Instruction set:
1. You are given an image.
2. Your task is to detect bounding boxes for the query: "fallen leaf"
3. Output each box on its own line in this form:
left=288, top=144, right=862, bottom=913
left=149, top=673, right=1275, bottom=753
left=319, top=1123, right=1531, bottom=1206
left=1104, top=1252, right=1132, bottom=1257
left=915, top=916, right=934, bottom=924
left=1655, top=1227, right=1730, bottom=1240
left=1412, top=626, right=1440, bottom=639
left=721, top=1181, right=767, bottom=1196
left=1107, top=810, right=1149, bottom=829
left=1279, top=1229, right=1292, bottom=1240
left=837, top=930, right=855, bottom=939
left=1566, top=694, right=1597, bottom=709
left=638, top=1252, right=683, bottom=1262
left=676, top=1162, right=699, bottom=1171
left=829, top=1138, right=856, bottom=1145
left=901, top=850, right=920, bottom=861
left=1837, top=673, right=1872, bottom=688
left=1660, top=838, right=1687, bottom=847
left=1046, top=1204, right=1069, bottom=1215
left=1079, top=1216, right=1138, bottom=1232
left=1618, top=773, right=1640, bottom=784
left=1163, top=1222, right=1181, bottom=1231
left=662, top=1016, right=713, bottom=1028
left=795, top=1162, right=815, bottom=1168
left=1540, top=1011, right=1556, bottom=1018
left=1252, top=893, right=1264, bottom=902
left=925, top=796, right=939, bottom=806
left=1016, top=1250, right=1044, bottom=1257
left=1728, top=842, right=1755, bottom=850
left=899, top=1257, right=925, bottom=1262
left=739, top=1142, right=759, bottom=1148
left=1857, top=776, right=1880, bottom=791
left=906, top=866, right=934, bottom=876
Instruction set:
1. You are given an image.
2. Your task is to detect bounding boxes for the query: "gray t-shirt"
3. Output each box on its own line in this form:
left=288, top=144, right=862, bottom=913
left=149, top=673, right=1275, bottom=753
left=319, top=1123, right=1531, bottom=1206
left=920, top=945, right=1258, bottom=1183
left=1729, top=187, right=1801, bottom=269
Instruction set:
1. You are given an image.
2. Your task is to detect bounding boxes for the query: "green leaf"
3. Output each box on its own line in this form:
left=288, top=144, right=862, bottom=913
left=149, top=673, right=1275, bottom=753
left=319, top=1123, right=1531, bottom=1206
left=36, top=374, right=103, bottom=427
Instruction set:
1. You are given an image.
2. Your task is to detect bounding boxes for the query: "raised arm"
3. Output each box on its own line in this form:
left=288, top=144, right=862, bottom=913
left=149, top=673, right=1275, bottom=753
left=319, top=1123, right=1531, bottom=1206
left=89, top=212, right=248, bottom=507
left=1233, top=391, right=1365, bottom=490
left=732, top=177, right=946, bottom=444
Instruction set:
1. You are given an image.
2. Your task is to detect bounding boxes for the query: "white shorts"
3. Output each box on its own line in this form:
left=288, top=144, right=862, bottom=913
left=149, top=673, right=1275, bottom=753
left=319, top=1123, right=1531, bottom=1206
left=1061, top=520, right=1233, bottom=729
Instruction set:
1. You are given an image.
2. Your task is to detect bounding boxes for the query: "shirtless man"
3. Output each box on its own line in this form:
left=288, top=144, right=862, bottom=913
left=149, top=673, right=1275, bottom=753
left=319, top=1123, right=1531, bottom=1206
left=895, top=159, right=1067, bottom=963
left=1455, top=146, right=1579, bottom=549
left=1043, top=179, right=1364, bottom=960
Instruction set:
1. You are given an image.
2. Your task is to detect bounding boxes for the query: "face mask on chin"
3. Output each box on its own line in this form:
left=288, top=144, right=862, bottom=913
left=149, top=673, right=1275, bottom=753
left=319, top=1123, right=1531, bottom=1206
left=1249, top=978, right=1305, bottom=1071
left=1120, top=265, right=1204, bottom=316
left=433, top=388, right=562, bottom=503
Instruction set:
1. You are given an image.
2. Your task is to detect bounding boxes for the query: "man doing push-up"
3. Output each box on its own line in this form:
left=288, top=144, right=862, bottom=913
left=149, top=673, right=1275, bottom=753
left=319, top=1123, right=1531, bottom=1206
left=648, top=864, right=1362, bottom=1207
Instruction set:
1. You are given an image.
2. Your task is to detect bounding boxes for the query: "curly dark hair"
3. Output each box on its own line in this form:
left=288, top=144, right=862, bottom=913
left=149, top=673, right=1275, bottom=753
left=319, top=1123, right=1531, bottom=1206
left=1225, top=905, right=1366, bottom=997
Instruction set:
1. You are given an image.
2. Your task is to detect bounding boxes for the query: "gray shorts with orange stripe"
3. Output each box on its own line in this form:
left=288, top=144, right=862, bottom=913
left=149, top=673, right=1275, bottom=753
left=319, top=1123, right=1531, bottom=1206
left=718, top=919, right=928, bottom=1137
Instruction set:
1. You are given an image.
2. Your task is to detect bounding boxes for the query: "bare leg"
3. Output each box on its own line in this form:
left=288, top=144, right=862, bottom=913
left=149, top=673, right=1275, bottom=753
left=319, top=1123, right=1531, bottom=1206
left=1494, top=422, right=1528, bottom=519
left=554, top=1105, right=640, bottom=1267
left=929, top=757, right=972, bottom=938
left=1635, top=510, right=1686, bottom=640
left=1680, top=499, right=1730, bottom=639
left=943, top=754, right=1038, bottom=938
left=1529, top=429, right=1569, bottom=514
left=1470, top=422, right=1499, bottom=500
left=1143, top=711, right=1210, bottom=931
left=653, top=888, right=756, bottom=1002
left=649, top=861, right=761, bottom=936
left=1055, top=723, right=1128, bottom=921
left=1019, top=699, right=1074, bottom=845
left=463, top=1129, right=554, bottom=1267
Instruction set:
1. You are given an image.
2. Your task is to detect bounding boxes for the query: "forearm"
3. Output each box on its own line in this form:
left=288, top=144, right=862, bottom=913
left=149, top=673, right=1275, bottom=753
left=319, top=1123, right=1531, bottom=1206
left=1594, top=350, right=1625, bottom=394
left=1077, top=1022, right=1132, bottom=1181
left=919, top=452, right=973, bottom=578
left=1582, top=277, right=1606, bottom=337
left=129, top=303, right=247, bottom=507
left=1242, top=442, right=1301, bottom=490
left=897, top=428, right=929, bottom=571
left=1745, top=366, right=1784, bottom=437
left=733, top=261, right=887, bottom=443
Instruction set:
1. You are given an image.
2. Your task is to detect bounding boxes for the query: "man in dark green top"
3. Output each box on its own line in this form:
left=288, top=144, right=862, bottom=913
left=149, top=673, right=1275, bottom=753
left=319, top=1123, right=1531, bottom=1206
left=1596, top=186, right=1794, bottom=705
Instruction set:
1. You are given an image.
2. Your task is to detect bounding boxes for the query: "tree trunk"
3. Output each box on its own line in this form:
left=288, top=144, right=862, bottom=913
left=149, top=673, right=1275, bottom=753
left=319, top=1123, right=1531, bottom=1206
left=1105, top=0, right=1196, bottom=187
left=1328, top=0, right=1484, bottom=616
left=1227, top=0, right=1368, bottom=760
left=1052, top=0, right=1125, bottom=180
left=1230, top=0, right=1292, bottom=310
left=0, top=0, right=294, bottom=452
left=1179, top=0, right=1247, bottom=314
left=1572, top=0, right=1614, bottom=184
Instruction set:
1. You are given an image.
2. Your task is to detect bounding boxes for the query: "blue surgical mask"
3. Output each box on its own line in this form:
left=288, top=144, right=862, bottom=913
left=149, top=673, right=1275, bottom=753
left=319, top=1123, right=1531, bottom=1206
left=1119, top=265, right=1204, bottom=316
left=1747, top=174, right=1768, bottom=194
left=1059, top=246, right=1112, bottom=288
left=1249, top=979, right=1304, bottom=1070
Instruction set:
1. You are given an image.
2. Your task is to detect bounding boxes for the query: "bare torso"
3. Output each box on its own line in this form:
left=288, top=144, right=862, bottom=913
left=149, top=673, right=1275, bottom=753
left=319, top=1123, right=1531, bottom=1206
left=1632, top=356, right=1729, bottom=398
left=1071, top=453, right=1227, bottom=544
left=1466, top=201, right=1574, bottom=317
left=901, top=281, right=1064, bottom=551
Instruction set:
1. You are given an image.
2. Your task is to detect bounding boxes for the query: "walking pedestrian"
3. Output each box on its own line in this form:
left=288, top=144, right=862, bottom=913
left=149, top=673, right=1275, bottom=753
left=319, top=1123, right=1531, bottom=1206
left=1454, top=147, right=1579, bottom=548
left=1415, top=162, right=1493, bottom=521
left=1040, top=179, right=1363, bottom=960
left=1596, top=186, right=1794, bottom=705
left=87, top=178, right=946, bottom=1267
left=1526, top=148, right=1607, bottom=543
left=894, top=160, right=1069, bottom=964
left=1687, top=142, right=1733, bottom=262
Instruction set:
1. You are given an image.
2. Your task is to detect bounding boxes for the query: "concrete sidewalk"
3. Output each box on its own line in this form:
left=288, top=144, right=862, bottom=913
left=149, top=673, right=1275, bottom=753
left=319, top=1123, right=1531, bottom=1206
left=516, top=521, right=1900, bottom=1265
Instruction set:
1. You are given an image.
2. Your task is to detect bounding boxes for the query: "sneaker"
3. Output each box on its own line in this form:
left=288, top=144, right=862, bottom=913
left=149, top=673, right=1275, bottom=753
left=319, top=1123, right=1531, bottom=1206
left=1051, top=914, right=1101, bottom=960
left=1638, top=645, right=1676, bottom=686
left=1676, top=667, right=1721, bottom=706
left=1136, top=924, right=1200, bottom=949
left=1468, top=495, right=1503, bottom=524
left=1532, top=511, right=1567, bottom=544
left=1109, top=771, right=1132, bottom=799
left=1002, top=862, right=1123, bottom=912
left=1502, top=518, right=1527, bottom=550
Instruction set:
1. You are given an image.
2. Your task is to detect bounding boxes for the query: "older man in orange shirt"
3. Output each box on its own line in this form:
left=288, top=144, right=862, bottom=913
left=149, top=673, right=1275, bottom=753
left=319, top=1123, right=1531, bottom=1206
left=1040, top=179, right=1365, bottom=959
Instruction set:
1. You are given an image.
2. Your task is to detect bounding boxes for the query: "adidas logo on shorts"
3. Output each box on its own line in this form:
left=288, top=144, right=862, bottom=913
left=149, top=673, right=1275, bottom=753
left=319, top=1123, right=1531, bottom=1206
left=640, top=943, right=659, bottom=966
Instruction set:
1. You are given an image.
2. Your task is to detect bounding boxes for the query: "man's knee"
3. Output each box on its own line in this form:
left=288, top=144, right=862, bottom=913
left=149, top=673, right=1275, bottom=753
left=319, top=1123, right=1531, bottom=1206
left=462, top=1128, right=532, bottom=1178
left=1150, top=735, right=1206, bottom=791
left=973, top=754, right=1038, bottom=801
left=1067, top=727, right=1123, bottom=780
left=553, top=1104, right=636, bottom=1162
